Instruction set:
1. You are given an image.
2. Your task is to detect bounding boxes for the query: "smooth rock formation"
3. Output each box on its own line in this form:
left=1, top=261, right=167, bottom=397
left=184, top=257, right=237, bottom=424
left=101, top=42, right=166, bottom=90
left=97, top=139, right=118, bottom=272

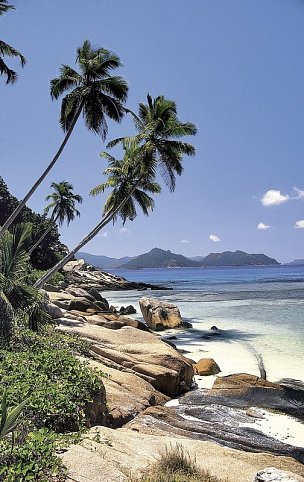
left=62, top=426, right=304, bottom=482
left=139, top=296, right=186, bottom=330
left=82, top=357, right=168, bottom=427
left=61, top=259, right=166, bottom=291
left=57, top=321, right=194, bottom=396
left=253, top=467, right=302, bottom=482
left=194, top=358, right=221, bottom=375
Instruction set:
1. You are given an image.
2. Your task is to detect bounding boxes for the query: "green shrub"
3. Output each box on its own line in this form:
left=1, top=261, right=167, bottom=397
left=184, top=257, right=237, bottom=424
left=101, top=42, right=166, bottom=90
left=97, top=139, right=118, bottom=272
left=0, top=429, right=66, bottom=481
left=0, top=348, right=104, bottom=432
left=27, top=269, right=65, bottom=286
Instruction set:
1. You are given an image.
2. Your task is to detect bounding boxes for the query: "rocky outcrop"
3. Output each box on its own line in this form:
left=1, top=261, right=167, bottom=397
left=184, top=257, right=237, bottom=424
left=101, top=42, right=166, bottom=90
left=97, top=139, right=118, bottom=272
left=61, top=426, right=304, bottom=482
left=139, top=296, right=191, bottom=330
left=57, top=321, right=194, bottom=396
left=61, top=259, right=169, bottom=291
left=194, top=358, right=221, bottom=375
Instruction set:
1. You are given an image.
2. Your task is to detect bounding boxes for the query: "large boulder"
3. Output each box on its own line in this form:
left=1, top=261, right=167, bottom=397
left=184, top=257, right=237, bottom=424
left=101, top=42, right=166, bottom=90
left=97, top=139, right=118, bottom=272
left=139, top=297, right=185, bottom=330
left=194, top=358, right=221, bottom=375
left=57, top=322, right=194, bottom=396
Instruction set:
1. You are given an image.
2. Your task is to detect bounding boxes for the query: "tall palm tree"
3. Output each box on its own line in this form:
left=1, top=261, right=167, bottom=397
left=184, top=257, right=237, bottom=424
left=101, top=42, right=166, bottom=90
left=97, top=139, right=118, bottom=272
left=0, top=1, right=26, bottom=84
left=0, top=39, right=128, bottom=239
left=29, top=181, right=82, bottom=254
left=34, top=141, right=161, bottom=288
left=108, top=93, right=197, bottom=191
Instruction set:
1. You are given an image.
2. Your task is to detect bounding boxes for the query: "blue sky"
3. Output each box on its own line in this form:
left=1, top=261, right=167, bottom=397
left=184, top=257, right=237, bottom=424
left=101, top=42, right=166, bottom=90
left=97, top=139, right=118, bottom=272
left=1, top=0, right=304, bottom=263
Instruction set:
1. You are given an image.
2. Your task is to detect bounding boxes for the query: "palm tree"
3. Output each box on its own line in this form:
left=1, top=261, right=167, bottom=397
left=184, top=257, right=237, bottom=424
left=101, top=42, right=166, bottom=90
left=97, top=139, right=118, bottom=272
left=0, top=1, right=26, bottom=84
left=0, top=39, right=128, bottom=239
left=108, top=94, right=197, bottom=191
left=34, top=140, right=161, bottom=288
left=0, top=223, right=50, bottom=337
left=29, top=181, right=82, bottom=254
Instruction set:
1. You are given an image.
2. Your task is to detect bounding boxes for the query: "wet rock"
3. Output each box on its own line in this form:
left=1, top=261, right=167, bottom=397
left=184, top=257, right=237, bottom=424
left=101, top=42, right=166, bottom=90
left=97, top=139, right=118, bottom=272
left=194, top=358, right=221, bottom=376
left=210, top=325, right=220, bottom=330
left=119, top=305, right=137, bottom=315
left=126, top=404, right=304, bottom=464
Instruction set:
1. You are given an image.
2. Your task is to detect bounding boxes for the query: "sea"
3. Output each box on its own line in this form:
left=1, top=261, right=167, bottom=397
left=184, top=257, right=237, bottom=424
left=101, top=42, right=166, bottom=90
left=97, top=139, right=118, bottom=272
left=105, top=265, right=304, bottom=384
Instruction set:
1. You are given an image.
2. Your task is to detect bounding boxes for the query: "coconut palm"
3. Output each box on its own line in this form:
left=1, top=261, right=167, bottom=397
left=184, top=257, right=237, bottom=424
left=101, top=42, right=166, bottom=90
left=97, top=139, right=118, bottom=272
left=0, top=39, right=128, bottom=239
left=29, top=181, right=82, bottom=254
left=108, top=94, right=197, bottom=191
left=0, top=1, right=26, bottom=84
left=34, top=141, right=161, bottom=288
left=0, top=223, right=50, bottom=336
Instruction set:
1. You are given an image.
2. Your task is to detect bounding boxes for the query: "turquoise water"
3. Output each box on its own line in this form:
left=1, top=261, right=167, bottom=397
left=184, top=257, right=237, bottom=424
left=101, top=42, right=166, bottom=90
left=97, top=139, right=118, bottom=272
left=105, top=266, right=304, bottom=383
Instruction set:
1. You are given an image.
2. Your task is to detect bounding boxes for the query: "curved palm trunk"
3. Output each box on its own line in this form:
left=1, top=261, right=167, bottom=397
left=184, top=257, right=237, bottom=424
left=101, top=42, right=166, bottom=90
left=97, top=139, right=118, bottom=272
left=28, top=214, right=58, bottom=255
left=0, top=102, right=84, bottom=240
left=34, top=182, right=141, bottom=289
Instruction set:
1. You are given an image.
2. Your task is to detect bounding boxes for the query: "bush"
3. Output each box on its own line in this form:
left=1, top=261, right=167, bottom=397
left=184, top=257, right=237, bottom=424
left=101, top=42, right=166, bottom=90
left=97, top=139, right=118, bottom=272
left=0, top=429, right=66, bottom=481
left=27, top=269, right=65, bottom=286
left=0, top=329, right=106, bottom=481
left=0, top=342, right=104, bottom=432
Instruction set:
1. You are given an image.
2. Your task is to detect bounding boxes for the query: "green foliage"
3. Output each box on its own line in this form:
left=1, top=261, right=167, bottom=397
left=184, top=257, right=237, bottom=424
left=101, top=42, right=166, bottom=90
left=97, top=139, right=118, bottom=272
left=0, top=389, right=27, bottom=441
left=0, top=329, right=104, bottom=480
left=0, top=428, right=66, bottom=481
left=0, top=223, right=52, bottom=335
left=27, top=269, right=65, bottom=286
left=0, top=336, right=103, bottom=432
left=0, top=177, right=67, bottom=269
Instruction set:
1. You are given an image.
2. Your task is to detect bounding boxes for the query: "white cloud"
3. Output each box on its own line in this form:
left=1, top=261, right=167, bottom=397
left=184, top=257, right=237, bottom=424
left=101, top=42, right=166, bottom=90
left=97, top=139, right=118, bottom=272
left=295, top=220, right=304, bottom=229
left=209, top=234, right=220, bottom=242
left=119, top=227, right=131, bottom=234
left=181, top=239, right=190, bottom=244
left=261, top=190, right=289, bottom=207
left=257, top=222, right=270, bottom=230
left=294, top=187, right=304, bottom=199
left=99, top=231, right=108, bottom=238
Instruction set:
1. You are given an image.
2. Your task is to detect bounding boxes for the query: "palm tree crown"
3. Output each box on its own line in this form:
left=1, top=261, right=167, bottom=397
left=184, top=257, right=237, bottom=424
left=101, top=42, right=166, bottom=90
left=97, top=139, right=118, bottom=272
left=108, top=94, right=197, bottom=191
left=91, top=140, right=161, bottom=224
left=50, top=39, right=128, bottom=140
left=45, top=181, right=82, bottom=226
left=0, top=1, right=26, bottom=84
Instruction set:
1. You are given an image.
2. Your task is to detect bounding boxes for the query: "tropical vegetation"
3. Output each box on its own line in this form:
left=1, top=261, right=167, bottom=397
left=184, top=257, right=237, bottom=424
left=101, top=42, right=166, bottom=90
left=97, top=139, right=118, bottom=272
left=34, top=95, right=196, bottom=287
left=29, top=181, right=82, bottom=254
left=0, top=7, right=197, bottom=479
left=0, top=39, right=128, bottom=239
left=0, top=0, right=26, bottom=84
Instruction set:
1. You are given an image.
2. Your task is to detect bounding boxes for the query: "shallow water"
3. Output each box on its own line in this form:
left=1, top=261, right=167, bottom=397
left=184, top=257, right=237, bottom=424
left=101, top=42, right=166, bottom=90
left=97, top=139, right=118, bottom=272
left=105, top=266, right=304, bottom=383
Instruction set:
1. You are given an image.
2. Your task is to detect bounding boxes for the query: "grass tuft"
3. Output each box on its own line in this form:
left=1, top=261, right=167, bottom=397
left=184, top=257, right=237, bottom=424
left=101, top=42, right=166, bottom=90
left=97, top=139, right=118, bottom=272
left=129, top=443, right=224, bottom=482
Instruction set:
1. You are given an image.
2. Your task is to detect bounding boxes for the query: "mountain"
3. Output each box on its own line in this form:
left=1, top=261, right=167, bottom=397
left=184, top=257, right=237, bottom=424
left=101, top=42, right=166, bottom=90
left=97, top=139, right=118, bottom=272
left=284, top=259, right=304, bottom=266
left=199, top=250, right=279, bottom=267
left=75, top=252, right=134, bottom=269
left=77, top=249, right=280, bottom=270
left=119, top=248, right=201, bottom=269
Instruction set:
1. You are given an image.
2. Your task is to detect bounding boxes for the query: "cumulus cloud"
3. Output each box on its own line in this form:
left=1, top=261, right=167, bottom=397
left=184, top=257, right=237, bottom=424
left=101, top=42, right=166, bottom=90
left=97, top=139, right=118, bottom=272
left=119, top=227, right=131, bottom=234
left=99, top=231, right=108, bottom=238
left=209, top=234, right=220, bottom=242
left=257, top=222, right=270, bottom=230
left=295, top=220, right=304, bottom=229
left=261, top=190, right=289, bottom=207
left=181, top=239, right=190, bottom=244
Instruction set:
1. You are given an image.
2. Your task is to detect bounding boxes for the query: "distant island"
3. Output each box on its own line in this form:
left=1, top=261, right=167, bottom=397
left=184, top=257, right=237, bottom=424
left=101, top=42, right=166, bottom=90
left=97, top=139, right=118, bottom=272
left=284, top=259, right=304, bottom=266
left=76, top=248, right=280, bottom=269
